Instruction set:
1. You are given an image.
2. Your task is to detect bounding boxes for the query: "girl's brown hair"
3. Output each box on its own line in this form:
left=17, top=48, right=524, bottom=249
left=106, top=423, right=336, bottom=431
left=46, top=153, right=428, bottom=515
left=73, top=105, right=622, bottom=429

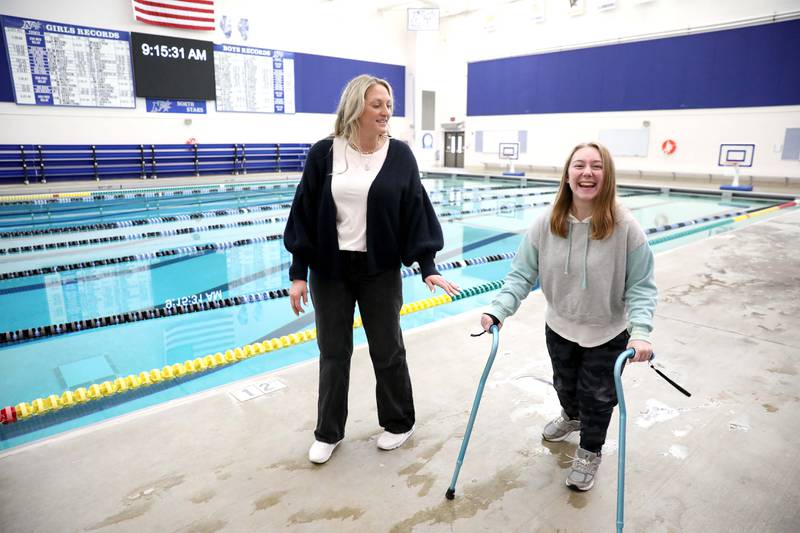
left=549, top=142, right=617, bottom=240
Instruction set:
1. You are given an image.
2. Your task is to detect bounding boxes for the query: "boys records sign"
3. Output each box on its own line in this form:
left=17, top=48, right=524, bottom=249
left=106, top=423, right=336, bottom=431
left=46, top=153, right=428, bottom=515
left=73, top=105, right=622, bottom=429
left=1, top=16, right=135, bottom=108
left=213, top=44, right=295, bottom=114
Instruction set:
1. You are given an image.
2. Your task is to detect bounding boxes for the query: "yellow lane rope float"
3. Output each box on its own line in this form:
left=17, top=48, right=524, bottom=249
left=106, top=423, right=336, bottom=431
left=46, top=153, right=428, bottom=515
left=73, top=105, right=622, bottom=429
left=0, top=289, right=490, bottom=425
left=2, top=201, right=796, bottom=425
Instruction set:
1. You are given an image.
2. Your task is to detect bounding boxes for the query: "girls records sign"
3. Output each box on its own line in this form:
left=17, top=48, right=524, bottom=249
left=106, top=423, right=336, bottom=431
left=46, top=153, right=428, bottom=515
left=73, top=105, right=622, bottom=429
left=1, top=15, right=135, bottom=108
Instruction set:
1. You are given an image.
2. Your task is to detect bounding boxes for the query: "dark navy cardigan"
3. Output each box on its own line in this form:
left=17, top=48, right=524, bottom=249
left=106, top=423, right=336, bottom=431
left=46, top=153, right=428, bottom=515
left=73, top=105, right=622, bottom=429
left=284, top=137, right=443, bottom=282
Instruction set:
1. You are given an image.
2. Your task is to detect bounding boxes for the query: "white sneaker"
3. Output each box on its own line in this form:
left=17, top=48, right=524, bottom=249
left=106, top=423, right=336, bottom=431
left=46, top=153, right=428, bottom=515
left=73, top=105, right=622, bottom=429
left=376, top=426, right=415, bottom=450
left=308, top=440, right=341, bottom=464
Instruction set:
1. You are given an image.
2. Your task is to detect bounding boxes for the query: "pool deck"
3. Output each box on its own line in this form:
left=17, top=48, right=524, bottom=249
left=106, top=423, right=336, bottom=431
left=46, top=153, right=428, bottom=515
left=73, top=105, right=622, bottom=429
left=1, top=183, right=799, bottom=532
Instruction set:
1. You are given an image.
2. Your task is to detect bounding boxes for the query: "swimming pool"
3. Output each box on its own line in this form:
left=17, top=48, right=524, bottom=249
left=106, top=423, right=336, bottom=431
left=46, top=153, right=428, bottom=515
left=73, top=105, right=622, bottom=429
left=0, top=176, right=794, bottom=449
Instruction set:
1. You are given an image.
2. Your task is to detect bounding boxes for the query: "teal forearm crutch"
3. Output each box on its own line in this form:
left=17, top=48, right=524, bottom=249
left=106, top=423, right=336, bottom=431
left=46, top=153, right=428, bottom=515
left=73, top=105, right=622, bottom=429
left=614, top=350, right=691, bottom=532
left=613, top=348, right=636, bottom=533
left=445, top=324, right=500, bottom=500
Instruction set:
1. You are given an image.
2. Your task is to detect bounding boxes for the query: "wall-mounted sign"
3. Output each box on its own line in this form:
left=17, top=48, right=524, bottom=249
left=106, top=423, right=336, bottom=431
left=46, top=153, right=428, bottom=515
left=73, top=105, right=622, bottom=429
left=146, top=98, right=206, bottom=114
left=213, top=44, right=294, bottom=114
left=1, top=15, right=134, bottom=108
left=130, top=32, right=215, bottom=100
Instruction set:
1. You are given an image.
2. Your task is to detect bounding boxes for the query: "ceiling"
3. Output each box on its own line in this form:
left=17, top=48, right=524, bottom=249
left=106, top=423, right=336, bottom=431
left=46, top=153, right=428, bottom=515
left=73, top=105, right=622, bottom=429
left=350, top=0, right=521, bottom=20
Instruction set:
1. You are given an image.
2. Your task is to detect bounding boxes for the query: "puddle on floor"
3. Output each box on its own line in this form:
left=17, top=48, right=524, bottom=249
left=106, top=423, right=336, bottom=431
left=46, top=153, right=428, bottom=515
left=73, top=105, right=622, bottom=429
left=636, top=399, right=680, bottom=428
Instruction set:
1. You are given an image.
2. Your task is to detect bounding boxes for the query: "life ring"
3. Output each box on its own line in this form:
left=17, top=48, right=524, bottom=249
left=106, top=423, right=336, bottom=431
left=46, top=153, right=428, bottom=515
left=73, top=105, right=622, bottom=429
left=661, top=139, right=677, bottom=155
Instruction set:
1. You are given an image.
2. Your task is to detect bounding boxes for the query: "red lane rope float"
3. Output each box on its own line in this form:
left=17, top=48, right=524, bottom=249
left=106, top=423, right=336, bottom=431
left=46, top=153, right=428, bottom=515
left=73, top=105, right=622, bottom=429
left=661, top=139, right=677, bottom=155
left=733, top=201, right=797, bottom=222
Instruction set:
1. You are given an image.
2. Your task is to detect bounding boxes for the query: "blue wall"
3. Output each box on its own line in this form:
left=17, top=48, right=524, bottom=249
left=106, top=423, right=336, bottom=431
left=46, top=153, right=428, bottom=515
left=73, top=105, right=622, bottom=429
left=467, top=19, right=800, bottom=116
left=0, top=26, right=13, bottom=102
left=294, top=53, right=404, bottom=116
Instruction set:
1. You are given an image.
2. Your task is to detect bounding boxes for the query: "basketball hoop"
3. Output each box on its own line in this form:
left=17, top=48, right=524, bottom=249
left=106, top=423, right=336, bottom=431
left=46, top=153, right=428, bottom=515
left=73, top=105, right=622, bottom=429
left=725, top=161, right=741, bottom=187
left=498, top=142, right=523, bottom=176
left=718, top=144, right=754, bottom=191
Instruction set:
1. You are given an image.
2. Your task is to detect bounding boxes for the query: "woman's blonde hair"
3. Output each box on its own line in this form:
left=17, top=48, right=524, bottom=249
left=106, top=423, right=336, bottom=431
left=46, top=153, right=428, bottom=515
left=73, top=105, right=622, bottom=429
left=333, top=74, right=393, bottom=145
left=550, top=142, right=617, bottom=240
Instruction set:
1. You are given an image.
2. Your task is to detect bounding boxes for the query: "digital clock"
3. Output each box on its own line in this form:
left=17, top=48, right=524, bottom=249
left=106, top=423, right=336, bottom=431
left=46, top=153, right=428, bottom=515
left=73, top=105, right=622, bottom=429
left=130, top=32, right=215, bottom=100
left=140, top=43, right=208, bottom=61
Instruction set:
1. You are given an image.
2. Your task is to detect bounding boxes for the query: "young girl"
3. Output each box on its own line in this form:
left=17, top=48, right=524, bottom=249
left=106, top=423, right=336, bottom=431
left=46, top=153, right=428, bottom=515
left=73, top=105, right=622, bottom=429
left=480, top=142, right=657, bottom=491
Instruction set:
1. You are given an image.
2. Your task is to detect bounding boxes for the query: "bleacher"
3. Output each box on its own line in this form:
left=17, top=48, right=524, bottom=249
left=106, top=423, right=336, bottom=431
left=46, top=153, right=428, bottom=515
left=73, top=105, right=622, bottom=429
left=0, top=143, right=311, bottom=184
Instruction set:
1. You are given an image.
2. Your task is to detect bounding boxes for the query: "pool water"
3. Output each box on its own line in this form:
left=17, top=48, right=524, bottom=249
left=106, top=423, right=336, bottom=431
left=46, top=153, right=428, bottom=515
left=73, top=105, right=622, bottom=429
left=0, top=176, right=788, bottom=449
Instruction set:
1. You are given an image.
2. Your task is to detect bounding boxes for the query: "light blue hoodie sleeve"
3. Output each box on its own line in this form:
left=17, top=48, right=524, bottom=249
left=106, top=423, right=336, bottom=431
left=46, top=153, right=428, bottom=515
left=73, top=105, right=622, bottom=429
left=488, top=230, right=539, bottom=322
left=625, top=241, right=657, bottom=342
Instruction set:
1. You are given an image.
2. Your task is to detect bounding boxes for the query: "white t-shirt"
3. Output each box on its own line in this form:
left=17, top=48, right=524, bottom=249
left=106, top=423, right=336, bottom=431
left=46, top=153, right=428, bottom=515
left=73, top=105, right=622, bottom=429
left=331, top=135, right=390, bottom=251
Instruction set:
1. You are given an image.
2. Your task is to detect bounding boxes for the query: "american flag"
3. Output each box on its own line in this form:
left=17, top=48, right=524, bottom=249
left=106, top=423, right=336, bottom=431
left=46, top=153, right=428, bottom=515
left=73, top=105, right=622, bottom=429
left=132, top=0, right=215, bottom=31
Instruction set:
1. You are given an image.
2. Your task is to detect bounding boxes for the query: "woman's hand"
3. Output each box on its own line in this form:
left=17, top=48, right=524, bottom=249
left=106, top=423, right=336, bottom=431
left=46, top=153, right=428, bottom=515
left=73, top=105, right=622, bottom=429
left=424, top=274, right=460, bottom=297
left=289, top=280, right=308, bottom=316
left=480, top=313, right=502, bottom=332
left=627, top=339, right=653, bottom=363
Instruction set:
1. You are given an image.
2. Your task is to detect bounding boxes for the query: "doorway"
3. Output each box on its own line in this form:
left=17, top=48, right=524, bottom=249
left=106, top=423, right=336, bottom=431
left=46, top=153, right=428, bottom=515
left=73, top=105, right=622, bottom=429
left=443, top=131, right=464, bottom=168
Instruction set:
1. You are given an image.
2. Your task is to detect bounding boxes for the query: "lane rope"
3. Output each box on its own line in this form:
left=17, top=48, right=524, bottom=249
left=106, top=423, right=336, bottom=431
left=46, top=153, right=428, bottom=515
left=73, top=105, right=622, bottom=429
left=0, top=180, right=300, bottom=205
left=4, top=203, right=793, bottom=344
left=0, top=185, right=556, bottom=240
left=2, top=199, right=797, bottom=425
left=0, top=281, right=504, bottom=425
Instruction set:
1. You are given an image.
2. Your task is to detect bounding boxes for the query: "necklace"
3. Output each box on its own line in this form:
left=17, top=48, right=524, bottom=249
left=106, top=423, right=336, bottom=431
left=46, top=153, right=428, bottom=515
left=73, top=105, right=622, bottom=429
left=349, top=136, right=386, bottom=171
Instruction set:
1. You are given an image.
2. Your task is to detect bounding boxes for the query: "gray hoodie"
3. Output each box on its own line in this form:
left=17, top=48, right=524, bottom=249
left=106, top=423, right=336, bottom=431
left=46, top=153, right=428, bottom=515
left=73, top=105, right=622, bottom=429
left=488, top=205, right=657, bottom=347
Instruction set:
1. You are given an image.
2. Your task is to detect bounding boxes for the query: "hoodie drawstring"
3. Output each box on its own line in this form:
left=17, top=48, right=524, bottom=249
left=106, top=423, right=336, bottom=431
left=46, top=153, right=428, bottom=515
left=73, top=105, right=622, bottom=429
left=564, top=219, right=590, bottom=290
left=564, top=223, right=572, bottom=275
left=581, top=222, right=590, bottom=290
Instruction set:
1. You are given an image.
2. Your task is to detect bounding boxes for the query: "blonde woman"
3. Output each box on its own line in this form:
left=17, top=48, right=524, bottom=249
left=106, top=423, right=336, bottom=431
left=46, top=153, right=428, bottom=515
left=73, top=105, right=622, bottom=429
left=480, top=142, right=657, bottom=491
left=284, top=75, right=459, bottom=464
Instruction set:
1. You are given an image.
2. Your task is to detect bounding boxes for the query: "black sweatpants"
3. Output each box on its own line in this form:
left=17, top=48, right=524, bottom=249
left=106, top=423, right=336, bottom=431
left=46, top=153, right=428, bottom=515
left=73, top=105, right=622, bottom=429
left=545, top=324, right=630, bottom=454
left=309, top=252, right=414, bottom=444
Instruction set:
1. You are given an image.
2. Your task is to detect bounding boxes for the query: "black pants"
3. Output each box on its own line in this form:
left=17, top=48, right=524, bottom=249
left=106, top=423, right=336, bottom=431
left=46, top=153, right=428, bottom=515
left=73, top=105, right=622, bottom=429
left=309, top=252, right=414, bottom=444
left=545, top=324, right=630, bottom=454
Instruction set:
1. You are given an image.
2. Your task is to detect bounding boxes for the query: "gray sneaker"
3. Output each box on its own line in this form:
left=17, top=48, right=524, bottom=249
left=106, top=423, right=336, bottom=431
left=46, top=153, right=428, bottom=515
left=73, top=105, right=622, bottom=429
left=566, top=447, right=602, bottom=491
left=542, top=410, right=580, bottom=442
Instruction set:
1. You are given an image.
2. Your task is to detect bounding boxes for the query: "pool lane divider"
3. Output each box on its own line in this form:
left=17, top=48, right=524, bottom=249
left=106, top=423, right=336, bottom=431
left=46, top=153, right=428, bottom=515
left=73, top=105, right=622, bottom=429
left=0, top=232, right=286, bottom=280
left=0, top=193, right=295, bottom=231
left=0, top=192, right=525, bottom=258
left=0, top=253, right=515, bottom=344
left=3, top=202, right=794, bottom=344
left=0, top=180, right=301, bottom=205
left=0, top=199, right=295, bottom=240
left=733, top=200, right=797, bottom=221
left=0, top=180, right=526, bottom=207
left=0, top=185, right=555, bottom=240
left=0, top=191, right=92, bottom=203
left=0, top=194, right=768, bottom=278
left=429, top=187, right=558, bottom=201
left=2, top=200, right=796, bottom=425
left=0, top=192, right=555, bottom=258
left=0, top=281, right=504, bottom=426
left=0, top=215, right=290, bottom=256
left=0, top=185, right=298, bottom=219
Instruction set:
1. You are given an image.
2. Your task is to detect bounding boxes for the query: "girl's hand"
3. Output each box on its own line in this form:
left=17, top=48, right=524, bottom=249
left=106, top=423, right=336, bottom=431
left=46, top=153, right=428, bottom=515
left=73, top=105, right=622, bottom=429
left=289, top=280, right=308, bottom=316
left=627, top=339, right=653, bottom=362
left=480, top=313, right=502, bottom=332
left=424, top=275, right=460, bottom=297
